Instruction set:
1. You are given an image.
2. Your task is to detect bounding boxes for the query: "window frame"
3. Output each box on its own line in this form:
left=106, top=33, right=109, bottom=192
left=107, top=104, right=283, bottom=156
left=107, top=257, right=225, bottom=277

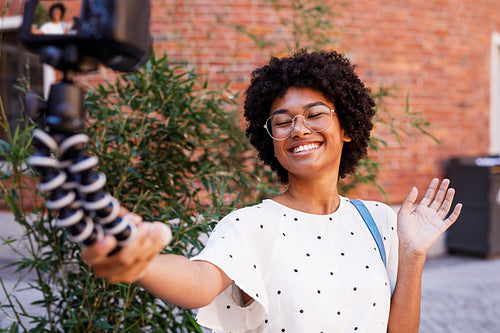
left=490, top=31, right=500, bottom=155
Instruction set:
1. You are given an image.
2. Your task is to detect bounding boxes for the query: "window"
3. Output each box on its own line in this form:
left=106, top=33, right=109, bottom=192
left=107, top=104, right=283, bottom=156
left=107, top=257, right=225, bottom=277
left=490, top=32, right=500, bottom=155
left=0, top=16, right=43, bottom=143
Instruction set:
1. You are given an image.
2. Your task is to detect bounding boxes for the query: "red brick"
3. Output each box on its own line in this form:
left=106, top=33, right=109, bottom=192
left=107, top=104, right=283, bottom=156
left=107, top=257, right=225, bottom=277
left=7, top=0, right=499, bottom=205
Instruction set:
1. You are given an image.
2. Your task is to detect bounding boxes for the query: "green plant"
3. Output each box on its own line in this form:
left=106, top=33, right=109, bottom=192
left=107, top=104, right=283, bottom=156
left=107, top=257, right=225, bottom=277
left=0, top=54, right=274, bottom=332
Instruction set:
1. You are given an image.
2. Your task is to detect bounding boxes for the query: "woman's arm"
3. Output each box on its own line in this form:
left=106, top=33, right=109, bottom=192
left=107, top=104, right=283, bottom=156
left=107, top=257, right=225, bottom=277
left=388, top=244, right=426, bottom=332
left=81, top=213, right=232, bottom=309
left=388, top=179, right=462, bottom=333
left=137, top=255, right=232, bottom=309
left=31, top=25, right=42, bottom=34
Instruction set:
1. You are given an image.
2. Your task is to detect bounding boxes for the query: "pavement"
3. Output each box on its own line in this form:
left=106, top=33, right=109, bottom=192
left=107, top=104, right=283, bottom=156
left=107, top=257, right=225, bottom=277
left=1, top=212, right=500, bottom=332
left=419, top=255, right=500, bottom=333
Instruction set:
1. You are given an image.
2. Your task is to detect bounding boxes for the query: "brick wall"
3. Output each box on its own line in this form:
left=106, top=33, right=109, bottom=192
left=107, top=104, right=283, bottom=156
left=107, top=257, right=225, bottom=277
left=339, top=1, right=497, bottom=202
left=1, top=1, right=24, bottom=16
left=6, top=0, right=498, bottom=204
left=145, top=0, right=499, bottom=204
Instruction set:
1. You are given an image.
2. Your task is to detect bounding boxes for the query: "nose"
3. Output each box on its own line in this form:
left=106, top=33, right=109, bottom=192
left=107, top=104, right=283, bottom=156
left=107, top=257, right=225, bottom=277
left=290, top=115, right=311, bottom=137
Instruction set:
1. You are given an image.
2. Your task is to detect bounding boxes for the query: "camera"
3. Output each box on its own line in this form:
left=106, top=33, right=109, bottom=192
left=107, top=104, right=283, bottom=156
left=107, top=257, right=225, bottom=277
left=19, top=0, right=152, bottom=73
left=20, top=0, right=153, bottom=252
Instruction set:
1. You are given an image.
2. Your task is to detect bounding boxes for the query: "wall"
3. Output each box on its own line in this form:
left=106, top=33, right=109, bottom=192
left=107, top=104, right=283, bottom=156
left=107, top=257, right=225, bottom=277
left=341, top=1, right=496, bottom=202
left=6, top=0, right=499, bottom=204
left=144, top=0, right=498, bottom=204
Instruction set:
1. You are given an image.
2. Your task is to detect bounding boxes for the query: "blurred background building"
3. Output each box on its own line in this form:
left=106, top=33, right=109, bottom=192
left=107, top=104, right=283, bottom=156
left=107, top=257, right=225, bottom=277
left=1, top=0, right=500, bottom=205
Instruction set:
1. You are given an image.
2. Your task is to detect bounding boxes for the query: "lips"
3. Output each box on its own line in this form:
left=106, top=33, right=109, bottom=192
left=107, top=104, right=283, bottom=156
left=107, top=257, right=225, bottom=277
left=290, top=143, right=322, bottom=154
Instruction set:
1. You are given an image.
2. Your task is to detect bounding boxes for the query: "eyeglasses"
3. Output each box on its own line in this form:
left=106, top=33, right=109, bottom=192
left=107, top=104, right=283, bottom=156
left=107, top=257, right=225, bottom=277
left=264, top=103, right=336, bottom=141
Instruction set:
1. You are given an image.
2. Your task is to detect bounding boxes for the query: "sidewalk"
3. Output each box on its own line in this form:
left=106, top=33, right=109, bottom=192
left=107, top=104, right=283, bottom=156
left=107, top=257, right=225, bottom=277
left=0, top=259, right=44, bottom=329
left=3, top=254, right=499, bottom=331
left=420, top=255, right=500, bottom=333
left=2, top=211, right=500, bottom=331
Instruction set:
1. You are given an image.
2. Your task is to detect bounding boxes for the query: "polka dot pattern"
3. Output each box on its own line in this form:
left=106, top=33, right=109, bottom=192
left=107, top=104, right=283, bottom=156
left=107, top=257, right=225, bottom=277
left=192, top=197, right=398, bottom=333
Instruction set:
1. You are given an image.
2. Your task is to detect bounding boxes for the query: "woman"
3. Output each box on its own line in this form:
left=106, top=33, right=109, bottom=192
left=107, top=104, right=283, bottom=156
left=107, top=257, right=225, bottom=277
left=31, top=3, right=71, bottom=35
left=82, top=50, right=462, bottom=332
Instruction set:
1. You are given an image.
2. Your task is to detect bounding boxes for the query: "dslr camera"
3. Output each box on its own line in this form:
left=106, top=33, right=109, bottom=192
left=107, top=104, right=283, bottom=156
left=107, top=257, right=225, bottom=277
left=19, top=0, right=153, bottom=251
left=20, top=0, right=152, bottom=73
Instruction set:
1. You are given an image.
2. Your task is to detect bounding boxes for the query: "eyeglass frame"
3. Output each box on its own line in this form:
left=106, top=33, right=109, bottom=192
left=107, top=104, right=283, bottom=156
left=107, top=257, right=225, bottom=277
left=263, top=103, right=336, bottom=141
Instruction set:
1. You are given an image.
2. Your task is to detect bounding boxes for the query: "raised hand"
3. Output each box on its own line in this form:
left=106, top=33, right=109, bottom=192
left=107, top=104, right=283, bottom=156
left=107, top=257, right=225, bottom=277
left=397, top=178, right=462, bottom=258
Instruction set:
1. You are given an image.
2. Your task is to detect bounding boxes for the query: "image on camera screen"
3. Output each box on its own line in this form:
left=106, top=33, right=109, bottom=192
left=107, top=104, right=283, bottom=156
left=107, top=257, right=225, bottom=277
left=30, top=1, right=82, bottom=36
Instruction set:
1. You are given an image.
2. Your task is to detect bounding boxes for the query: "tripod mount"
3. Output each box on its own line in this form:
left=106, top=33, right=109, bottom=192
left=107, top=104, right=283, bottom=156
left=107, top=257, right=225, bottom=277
left=27, top=45, right=136, bottom=253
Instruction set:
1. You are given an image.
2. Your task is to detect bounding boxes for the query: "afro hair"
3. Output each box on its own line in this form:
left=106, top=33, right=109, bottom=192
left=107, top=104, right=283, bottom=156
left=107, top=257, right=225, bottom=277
left=48, top=3, right=66, bottom=20
left=244, top=50, right=375, bottom=184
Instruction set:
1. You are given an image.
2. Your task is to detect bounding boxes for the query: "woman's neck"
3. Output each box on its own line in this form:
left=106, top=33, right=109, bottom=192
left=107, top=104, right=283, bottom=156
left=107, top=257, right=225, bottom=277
left=273, top=175, right=341, bottom=215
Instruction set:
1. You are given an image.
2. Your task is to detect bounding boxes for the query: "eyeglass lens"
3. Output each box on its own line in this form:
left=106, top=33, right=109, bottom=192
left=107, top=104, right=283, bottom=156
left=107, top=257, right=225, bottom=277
left=265, top=104, right=333, bottom=140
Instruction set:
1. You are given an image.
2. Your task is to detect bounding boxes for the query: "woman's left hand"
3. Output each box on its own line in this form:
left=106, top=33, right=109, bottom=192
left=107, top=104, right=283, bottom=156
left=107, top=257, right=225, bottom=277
left=397, top=178, right=462, bottom=258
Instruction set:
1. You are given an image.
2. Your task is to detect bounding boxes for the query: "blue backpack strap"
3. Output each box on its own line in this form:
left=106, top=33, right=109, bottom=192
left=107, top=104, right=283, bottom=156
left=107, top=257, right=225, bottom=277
left=350, top=199, right=387, bottom=268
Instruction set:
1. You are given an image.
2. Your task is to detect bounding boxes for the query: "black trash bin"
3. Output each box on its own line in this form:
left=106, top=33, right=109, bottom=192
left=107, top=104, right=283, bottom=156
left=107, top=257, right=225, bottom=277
left=446, top=156, right=500, bottom=258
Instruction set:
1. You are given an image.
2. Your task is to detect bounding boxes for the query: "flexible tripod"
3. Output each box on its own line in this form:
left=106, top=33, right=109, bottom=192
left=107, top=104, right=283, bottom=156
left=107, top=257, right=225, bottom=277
left=27, top=49, right=136, bottom=254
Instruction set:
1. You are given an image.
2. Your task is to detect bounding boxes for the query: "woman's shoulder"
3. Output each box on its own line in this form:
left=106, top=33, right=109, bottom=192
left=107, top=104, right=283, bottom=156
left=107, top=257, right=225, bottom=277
left=350, top=199, right=398, bottom=243
left=347, top=198, right=396, bottom=216
left=345, top=197, right=397, bottom=233
left=214, top=200, right=283, bottom=235
left=223, top=200, right=282, bottom=219
left=222, top=202, right=263, bottom=220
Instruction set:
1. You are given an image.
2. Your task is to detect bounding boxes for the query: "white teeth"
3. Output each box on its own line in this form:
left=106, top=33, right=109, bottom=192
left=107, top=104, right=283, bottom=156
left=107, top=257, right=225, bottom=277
left=292, top=144, right=319, bottom=153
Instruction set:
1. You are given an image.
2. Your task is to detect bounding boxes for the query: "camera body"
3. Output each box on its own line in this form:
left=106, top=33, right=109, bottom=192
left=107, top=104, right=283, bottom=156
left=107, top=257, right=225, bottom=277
left=21, top=1, right=152, bottom=251
left=20, top=0, right=152, bottom=73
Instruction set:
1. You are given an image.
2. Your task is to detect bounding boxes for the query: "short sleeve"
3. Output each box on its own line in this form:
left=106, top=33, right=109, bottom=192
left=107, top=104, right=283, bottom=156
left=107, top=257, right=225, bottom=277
left=190, top=208, right=269, bottom=332
left=363, top=201, right=399, bottom=295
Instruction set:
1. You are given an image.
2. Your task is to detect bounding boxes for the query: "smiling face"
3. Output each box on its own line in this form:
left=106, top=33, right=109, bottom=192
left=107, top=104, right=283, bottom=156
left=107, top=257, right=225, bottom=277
left=270, top=87, right=351, bottom=183
left=50, top=7, right=62, bottom=22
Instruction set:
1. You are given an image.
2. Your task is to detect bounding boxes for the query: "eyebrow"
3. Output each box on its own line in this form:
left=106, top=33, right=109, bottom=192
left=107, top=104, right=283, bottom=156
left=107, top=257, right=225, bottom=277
left=270, top=101, right=331, bottom=116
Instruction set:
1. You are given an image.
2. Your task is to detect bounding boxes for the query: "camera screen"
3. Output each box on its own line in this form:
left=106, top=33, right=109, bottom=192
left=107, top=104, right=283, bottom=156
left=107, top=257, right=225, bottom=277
left=21, top=0, right=152, bottom=73
left=30, top=0, right=82, bottom=36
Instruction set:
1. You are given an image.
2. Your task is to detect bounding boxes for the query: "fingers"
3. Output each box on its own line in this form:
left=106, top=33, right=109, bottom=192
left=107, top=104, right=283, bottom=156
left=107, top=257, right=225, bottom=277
left=158, top=222, right=173, bottom=247
left=400, top=186, right=418, bottom=214
left=445, top=203, right=463, bottom=226
left=429, top=178, right=450, bottom=210
left=421, top=178, right=456, bottom=210
left=420, top=178, right=439, bottom=207
left=116, top=222, right=169, bottom=264
left=119, top=207, right=143, bottom=226
left=403, top=178, right=462, bottom=217
left=81, top=208, right=143, bottom=265
left=417, top=178, right=462, bottom=223
left=436, top=187, right=455, bottom=219
left=82, top=221, right=172, bottom=283
left=427, top=179, right=459, bottom=220
left=81, top=235, right=117, bottom=265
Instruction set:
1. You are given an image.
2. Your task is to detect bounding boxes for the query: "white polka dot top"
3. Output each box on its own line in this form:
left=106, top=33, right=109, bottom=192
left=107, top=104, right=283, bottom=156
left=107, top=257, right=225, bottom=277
left=191, top=196, right=398, bottom=333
